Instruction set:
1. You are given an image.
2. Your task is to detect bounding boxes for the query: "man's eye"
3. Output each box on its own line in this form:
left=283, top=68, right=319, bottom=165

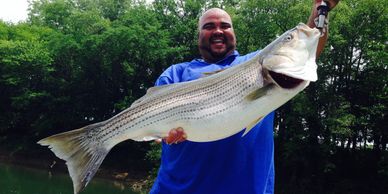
left=203, top=25, right=214, bottom=30
left=221, top=24, right=231, bottom=29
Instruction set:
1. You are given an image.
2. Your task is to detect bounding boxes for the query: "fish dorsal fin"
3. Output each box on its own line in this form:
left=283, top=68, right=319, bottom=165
left=201, top=69, right=225, bottom=77
left=146, top=84, right=172, bottom=93
left=131, top=84, right=173, bottom=107
left=242, top=116, right=263, bottom=137
left=245, top=84, right=274, bottom=101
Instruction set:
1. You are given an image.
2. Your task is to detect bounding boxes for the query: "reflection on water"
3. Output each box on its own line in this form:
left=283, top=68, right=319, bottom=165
left=0, top=163, right=139, bottom=194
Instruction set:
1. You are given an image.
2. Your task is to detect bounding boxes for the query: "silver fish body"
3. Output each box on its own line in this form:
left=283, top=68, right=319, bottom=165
left=38, top=23, right=321, bottom=194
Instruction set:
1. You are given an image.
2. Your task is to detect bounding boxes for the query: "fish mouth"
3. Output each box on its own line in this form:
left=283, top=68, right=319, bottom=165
left=268, top=71, right=304, bottom=89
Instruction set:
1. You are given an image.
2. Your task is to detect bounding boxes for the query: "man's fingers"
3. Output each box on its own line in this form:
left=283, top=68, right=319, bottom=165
left=154, top=138, right=162, bottom=144
left=326, top=0, right=340, bottom=10
left=164, top=127, right=187, bottom=144
left=172, top=127, right=187, bottom=143
left=165, top=129, right=178, bottom=144
left=175, top=133, right=187, bottom=143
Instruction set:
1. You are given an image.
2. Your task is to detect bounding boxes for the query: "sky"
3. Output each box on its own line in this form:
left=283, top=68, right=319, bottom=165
left=0, top=0, right=155, bottom=23
left=0, top=0, right=29, bottom=23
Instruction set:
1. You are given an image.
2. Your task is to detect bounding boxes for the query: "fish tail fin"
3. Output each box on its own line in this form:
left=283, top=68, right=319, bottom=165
left=38, top=122, right=110, bottom=194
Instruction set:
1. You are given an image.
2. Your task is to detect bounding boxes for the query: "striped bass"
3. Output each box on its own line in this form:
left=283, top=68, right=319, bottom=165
left=38, top=23, right=321, bottom=194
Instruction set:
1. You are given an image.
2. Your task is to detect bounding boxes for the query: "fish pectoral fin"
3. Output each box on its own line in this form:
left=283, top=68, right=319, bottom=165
left=242, top=116, right=263, bottom=137
left=245, top=84, right=274, bottom=101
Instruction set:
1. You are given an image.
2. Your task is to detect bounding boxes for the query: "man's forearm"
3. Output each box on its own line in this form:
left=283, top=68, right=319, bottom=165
left=307, top=1, right=329, bottom=58
left=307, top=0, right=339, bottom=58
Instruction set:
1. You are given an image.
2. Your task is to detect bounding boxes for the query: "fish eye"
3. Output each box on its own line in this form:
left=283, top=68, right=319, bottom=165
left=284, top=34, right=293, bottom=42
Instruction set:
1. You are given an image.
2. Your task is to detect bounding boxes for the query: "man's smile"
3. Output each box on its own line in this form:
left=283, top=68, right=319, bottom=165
left=210, top=36, right=225, bottom=45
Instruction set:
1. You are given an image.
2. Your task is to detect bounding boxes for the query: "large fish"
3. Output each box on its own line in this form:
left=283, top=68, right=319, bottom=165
left=38, top=23, right=321, bottom=194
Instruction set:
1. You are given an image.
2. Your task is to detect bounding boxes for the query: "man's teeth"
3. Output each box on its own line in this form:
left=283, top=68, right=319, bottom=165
left=213, top=39, right=223, bottom=43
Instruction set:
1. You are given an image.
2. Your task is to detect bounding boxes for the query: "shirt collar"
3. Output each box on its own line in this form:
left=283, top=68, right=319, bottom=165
left=193, top=50, right=240, bottom=66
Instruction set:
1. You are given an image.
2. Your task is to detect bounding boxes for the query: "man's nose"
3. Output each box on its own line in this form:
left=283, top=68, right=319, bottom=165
left=213, top=27, right=223, bottom=35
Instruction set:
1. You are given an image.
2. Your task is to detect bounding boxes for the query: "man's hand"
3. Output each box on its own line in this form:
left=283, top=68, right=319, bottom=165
left=308, top=0, right=340, bottom=58
left=321, top=0, right=339, bottom=10
left=155, top=127, right=187, bottom=144
left=309, top=0, right=340, bottom=26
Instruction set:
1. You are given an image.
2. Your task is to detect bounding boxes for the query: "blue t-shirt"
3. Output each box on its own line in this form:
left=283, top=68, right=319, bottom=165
left=150, top=50, right=275, bottom=194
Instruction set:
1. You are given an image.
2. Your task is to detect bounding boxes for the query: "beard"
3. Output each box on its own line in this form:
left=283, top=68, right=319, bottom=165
left=199, top=34, right=236, bottom=62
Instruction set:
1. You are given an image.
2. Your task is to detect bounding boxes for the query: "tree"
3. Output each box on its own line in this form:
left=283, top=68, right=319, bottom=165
left=0, top=0, right=386, bottom=193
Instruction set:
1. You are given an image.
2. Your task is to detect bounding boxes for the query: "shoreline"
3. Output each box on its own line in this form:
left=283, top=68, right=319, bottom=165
left=0, top=148, right=151, bottom=193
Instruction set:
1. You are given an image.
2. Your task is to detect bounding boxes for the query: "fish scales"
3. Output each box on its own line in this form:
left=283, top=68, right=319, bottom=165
left=99, top=57, right=262, bottom=145
left=38, top=23, right=321, bottom=194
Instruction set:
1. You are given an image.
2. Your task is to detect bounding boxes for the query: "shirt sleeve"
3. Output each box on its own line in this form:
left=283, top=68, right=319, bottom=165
left=155, top=75, right=174, bottom=86
left=155, top=63, right=187, bottom=86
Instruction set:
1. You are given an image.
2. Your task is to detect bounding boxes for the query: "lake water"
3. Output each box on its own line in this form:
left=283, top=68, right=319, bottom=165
left=0, top=163, right=139, bottom=194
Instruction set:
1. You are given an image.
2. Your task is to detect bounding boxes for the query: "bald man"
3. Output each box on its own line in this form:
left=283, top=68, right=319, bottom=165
left=151, top=1, right=339, bottom=194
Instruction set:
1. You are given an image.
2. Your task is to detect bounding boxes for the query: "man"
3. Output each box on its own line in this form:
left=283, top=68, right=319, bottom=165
left=151, top=1, right=339, bottom=193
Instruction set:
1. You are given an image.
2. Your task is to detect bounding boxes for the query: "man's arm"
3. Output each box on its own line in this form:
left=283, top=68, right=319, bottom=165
left=307, top=0, right=340, bottom=58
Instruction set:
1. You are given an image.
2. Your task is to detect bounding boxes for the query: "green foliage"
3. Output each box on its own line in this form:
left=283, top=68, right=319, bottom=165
left=235, top=0, right=311, bottom=53
left=29, top=0, right=75, bottom=30
left=0, top=0, right=387, bottom=193
left=0, top=38, right=54, bottom=142
left=273, top=0, right=388, bottom=193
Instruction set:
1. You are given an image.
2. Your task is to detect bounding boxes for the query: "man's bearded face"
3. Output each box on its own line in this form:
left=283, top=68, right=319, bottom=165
left=198, top=10, right=236, bottom=63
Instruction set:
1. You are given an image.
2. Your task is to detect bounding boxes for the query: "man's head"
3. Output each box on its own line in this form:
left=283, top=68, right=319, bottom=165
left=198, top=8, right=236, bottom=63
